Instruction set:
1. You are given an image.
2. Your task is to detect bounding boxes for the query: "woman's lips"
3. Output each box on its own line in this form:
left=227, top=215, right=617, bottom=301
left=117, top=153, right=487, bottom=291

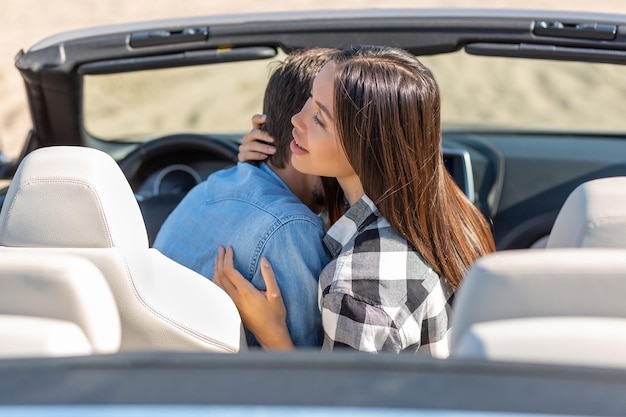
left=290, top=139, right=309, bottom=155
left=290, top=129, right=309, bottom=155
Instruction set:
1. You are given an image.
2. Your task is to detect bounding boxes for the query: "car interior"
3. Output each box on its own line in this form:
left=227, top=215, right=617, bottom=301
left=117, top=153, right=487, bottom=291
left=0, top=146, right=245, bottom=354
left=450, top=247, right=626, bottom=368
left=0, top=250, right=120, bottom=357
left=546, top=176, right=626, bottom=249
left=2, top=11, right=626, bottom=412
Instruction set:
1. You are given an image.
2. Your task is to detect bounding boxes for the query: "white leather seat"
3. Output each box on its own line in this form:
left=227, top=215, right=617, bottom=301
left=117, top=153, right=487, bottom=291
left=547, top=177, right=626, bottom=248
left=450, top=248, right=626, bottom=368
left=0, top=146, right=245, bottom=353
left=0, top=250, right=120, bottom=357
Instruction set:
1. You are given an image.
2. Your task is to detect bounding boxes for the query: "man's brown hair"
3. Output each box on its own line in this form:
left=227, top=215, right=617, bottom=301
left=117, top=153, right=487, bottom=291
left=263, top=48, right=337, bottom=169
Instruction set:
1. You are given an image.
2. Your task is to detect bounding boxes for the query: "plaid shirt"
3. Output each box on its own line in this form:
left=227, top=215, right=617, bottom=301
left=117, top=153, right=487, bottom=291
left=319, top=195, right=453, bottom=357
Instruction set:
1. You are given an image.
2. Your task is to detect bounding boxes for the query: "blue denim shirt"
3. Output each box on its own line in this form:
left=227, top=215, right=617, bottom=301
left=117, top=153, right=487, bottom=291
left=154, top=162, right=329, bottom=347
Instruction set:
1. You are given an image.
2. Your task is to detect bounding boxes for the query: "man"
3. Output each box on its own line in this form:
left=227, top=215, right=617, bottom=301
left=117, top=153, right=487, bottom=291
left=154, top=49, right=336, bottom=347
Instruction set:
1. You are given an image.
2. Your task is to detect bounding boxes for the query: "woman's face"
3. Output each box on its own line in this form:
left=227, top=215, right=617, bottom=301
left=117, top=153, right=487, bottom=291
left=290, top=62, right=355, bottom=181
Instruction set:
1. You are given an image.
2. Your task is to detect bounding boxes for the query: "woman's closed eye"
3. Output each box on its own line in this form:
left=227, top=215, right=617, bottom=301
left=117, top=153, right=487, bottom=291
left=313, top=112, right=324, bottom=127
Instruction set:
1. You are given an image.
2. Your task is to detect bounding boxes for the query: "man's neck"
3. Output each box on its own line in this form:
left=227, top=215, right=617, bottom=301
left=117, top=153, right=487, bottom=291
left=267, top=161, right=321, bottom=214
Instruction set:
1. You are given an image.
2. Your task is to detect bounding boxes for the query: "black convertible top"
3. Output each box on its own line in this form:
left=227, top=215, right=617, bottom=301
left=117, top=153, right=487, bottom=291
left=13, top=9, right=626, bottom=150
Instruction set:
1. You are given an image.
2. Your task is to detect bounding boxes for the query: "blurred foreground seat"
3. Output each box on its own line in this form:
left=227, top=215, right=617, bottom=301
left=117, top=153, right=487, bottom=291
left=547, top=176, right=626, bottom=248
left=0, top=146, right=245, bottom=353
left=450, top=248, right=626, bottom=368
left=0, top=251, right=120, bottom=357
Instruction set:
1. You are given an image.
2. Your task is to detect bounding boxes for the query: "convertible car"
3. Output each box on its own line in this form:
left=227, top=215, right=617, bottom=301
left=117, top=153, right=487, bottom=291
left=1, top=8, right=626, bottom=416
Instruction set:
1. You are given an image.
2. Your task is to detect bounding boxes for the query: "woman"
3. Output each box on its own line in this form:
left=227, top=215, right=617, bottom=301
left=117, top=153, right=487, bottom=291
left=214, top=45, right=495, bottom=356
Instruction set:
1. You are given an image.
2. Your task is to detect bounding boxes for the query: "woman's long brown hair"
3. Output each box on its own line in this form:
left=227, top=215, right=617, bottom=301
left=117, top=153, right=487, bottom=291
left=330, top=46, right=495, bottom=289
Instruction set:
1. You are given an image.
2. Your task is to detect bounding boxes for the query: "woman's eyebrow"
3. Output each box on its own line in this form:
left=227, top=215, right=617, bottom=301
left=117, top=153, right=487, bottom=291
left=314, top=98, right=334, bottom=121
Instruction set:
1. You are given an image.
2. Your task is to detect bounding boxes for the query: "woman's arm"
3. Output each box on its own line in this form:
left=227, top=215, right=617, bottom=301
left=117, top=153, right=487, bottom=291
left=213, top=246, right=295, bottom=351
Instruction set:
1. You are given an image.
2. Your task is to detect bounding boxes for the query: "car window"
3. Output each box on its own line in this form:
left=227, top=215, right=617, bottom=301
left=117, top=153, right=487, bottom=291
left=83, top=51, right=288, bottom=142
left=83, top=49, right=626, bottom=142
left=420, top=50, right=626, bottom=134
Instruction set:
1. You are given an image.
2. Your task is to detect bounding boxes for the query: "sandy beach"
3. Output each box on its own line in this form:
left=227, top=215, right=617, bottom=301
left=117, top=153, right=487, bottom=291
left=2, top=0, right=625, bottom=159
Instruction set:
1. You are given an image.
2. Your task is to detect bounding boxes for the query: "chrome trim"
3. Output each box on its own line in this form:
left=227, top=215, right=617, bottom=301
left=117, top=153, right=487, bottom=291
left=442, top=147, right=475, bottom=203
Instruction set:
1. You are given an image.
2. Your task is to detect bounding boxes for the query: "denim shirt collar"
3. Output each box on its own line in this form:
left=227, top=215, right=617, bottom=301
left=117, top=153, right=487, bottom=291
left=257, top=162, right=289, bottom=190
left=323, top=194, right=380, bottom=257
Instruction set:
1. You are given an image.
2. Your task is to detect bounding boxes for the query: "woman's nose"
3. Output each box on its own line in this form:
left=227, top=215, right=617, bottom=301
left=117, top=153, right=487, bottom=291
left=291, top=97, right=310, bottom=130
left=291, top=110, right=302, bottom=130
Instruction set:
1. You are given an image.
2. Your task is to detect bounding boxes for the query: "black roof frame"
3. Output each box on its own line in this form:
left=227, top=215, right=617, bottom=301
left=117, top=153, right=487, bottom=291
left=13, top=9, right=626, bottom=150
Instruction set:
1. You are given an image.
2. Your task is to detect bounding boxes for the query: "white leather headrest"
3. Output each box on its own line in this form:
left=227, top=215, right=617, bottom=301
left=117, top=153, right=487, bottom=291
left=450, top=248, right=626, bottom=352
left=453, top=316, right=626, bottom=368
left=0, top=146, right=148, bottom=248
left=0, top=250, right=121, bottom=355
left=547, top=177, right=626, bottom=248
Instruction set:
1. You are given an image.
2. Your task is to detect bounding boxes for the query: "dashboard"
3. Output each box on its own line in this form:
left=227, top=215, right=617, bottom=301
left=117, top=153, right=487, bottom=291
left=113, top=132, right=626, bottom=250
left=135, top=145, right=476, bottom=203
left=117, top=134, right=238, bottom=243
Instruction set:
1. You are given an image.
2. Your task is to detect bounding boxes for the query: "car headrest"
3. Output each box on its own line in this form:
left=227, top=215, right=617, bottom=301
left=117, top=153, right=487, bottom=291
left=0, top=250, right=121, bottom=356
left=547, top=176, right=626, bottom=248
left=0, top=146, right=149, bottom=248
left=450, top=248, right=626, bottom=352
